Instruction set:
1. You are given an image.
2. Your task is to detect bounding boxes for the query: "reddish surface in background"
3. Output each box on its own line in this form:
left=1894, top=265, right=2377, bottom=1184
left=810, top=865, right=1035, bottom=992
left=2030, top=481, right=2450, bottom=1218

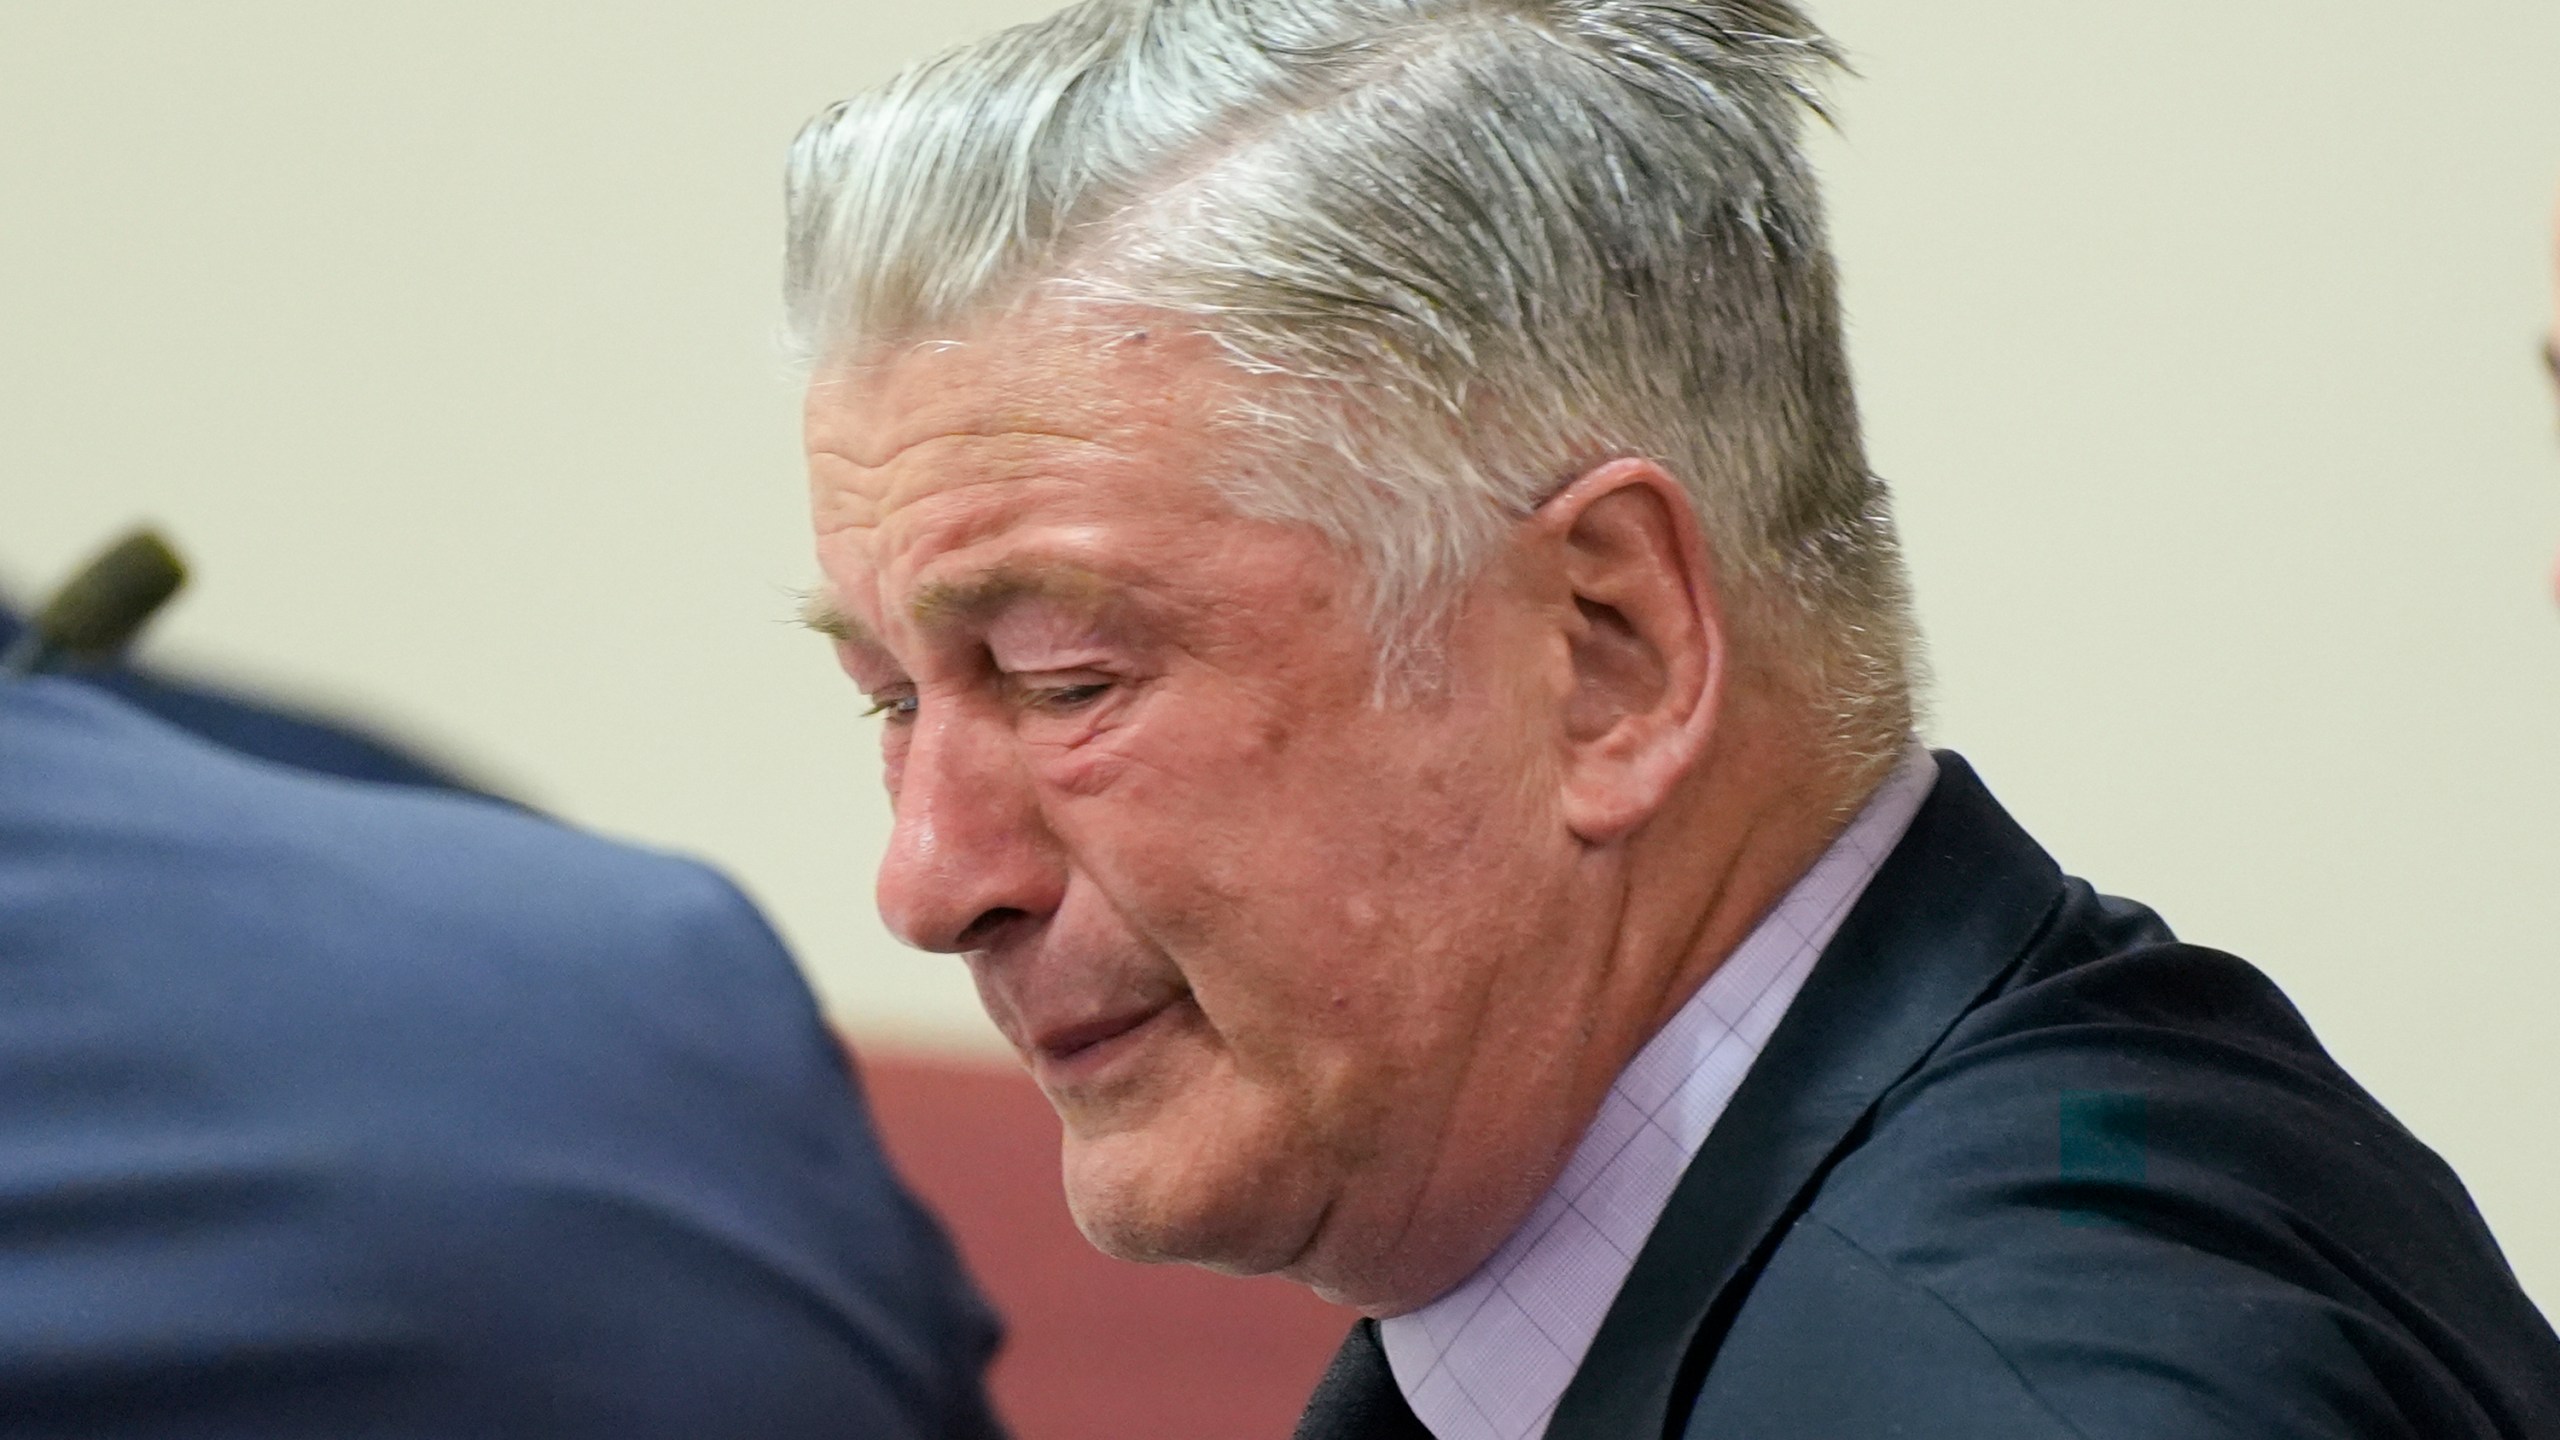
left=859, top=1049, right=1352, bottom=1440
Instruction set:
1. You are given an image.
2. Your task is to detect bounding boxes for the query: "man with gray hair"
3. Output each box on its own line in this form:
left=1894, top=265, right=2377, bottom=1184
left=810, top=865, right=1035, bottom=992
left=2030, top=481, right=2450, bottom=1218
left=786, top=0, right=2560, bottom=1434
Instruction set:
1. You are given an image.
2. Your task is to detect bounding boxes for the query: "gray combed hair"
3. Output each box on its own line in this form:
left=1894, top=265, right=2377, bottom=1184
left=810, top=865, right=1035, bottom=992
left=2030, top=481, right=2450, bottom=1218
left=786, top=0, right=1919, bottom=771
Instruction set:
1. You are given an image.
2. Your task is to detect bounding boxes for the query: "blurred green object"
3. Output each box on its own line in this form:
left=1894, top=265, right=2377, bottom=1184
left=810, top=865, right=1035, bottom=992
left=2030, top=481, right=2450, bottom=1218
left=2, top=527, right=187, bottom=677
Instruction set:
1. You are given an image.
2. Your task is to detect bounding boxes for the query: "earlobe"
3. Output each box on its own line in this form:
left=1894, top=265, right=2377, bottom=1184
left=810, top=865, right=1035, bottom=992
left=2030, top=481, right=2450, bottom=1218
left=1541, top=460, right=1724, bottom=844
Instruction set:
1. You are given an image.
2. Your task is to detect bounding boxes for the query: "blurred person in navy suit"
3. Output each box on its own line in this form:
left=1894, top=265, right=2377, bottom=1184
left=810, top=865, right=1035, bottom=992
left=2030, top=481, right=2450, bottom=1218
left=0, top=601, right=479, bottom=794
left=0, top=670, right=1007, bottom=1439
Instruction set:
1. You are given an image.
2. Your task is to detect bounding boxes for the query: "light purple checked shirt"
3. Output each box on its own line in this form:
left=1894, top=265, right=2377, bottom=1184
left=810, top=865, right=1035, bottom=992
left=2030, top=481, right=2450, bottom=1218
left=1380, top=743, right=1940, bottom=1440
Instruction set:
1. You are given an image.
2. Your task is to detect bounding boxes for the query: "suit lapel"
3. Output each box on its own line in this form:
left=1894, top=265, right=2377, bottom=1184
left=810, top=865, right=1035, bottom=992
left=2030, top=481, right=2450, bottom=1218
left=1294, top=1319, right=1436, bottom=1440
left=1545, top=753, right=2068, bottom=1440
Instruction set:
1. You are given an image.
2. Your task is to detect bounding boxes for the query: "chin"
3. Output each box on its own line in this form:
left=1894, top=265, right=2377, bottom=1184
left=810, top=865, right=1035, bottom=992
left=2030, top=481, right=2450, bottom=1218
left=1057, top=1109, right=1322, bottom=1276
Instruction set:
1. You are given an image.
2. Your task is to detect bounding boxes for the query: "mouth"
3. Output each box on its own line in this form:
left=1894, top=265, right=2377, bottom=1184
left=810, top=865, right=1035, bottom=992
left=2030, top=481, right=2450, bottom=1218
left=1028, top=994, right=1189, bottom=1090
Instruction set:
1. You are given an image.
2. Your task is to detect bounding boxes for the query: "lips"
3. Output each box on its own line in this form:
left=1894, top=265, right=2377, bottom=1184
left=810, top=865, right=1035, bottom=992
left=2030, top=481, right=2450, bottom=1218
left=1025, top=992, right=1188, bottom=1088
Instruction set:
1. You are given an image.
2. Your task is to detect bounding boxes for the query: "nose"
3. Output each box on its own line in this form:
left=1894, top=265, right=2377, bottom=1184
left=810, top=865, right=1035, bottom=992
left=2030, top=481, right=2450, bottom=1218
left=875, top=703, right=1066, bottom=953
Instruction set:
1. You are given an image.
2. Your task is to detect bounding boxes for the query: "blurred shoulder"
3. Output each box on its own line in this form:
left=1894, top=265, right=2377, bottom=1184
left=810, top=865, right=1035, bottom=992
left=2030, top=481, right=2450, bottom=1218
left=3, top=675, right=779, bottom=968
left=0, top=681, right=1004, bottom=1439
left=0, top=674, right=840, bottom=1113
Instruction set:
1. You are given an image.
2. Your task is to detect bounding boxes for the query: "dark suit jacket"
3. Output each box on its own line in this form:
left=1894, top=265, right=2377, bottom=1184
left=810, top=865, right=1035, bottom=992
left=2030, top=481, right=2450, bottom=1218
left=0, top=678, right=1006, bottom=1439
left=1298, top=753, right=2560, bottom=1439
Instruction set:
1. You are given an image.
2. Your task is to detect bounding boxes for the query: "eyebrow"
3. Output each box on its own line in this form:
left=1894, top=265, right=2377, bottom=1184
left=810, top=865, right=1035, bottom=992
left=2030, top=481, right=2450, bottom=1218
left=796, top=590, right=874, bottom=647
left=795, top=562, right=1116, bottom=649
left=910, top=562, right=1114, bottom=630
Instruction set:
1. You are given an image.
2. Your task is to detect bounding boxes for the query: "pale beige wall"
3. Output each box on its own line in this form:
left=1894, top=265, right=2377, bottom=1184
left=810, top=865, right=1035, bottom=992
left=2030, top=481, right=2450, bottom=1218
left=5, top=1, right=2555, bottom=1304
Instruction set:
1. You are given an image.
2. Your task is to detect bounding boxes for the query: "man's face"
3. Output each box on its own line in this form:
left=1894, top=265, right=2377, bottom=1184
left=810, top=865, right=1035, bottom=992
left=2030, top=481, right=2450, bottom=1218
left=805, top=313, right=1610, bottom=1302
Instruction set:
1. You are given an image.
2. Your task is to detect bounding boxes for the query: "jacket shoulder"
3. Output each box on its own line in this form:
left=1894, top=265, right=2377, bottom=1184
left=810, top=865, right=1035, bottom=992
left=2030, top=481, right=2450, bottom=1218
left=1782, top=905, right=2560, bottom=1439
left=4, top=676, right=784, bottom=993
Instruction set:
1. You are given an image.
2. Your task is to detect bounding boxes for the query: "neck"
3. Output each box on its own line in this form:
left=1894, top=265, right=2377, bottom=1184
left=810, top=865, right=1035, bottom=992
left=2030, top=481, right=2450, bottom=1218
left=1313, top=679, right=1886, bottom=1317
left=1620, top=694, right=1885, bottom=1050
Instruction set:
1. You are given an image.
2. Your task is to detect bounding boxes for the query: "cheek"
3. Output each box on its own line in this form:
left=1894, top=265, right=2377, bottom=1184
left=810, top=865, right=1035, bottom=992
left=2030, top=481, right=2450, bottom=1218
left=1044, top=697, right=1572, bottom=1264
left=1073, top=706, right=1556, bottom=1058
left=1023, top=725, right=1139, bottom=799
left=878, top=727, right=909, bottom=797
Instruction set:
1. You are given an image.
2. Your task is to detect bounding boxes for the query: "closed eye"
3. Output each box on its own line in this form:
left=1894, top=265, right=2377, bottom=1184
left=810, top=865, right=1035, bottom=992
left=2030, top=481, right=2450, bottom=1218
left=862, top=688, right=920, bottom=722
left=1024, top=680, right=1112, bottom=711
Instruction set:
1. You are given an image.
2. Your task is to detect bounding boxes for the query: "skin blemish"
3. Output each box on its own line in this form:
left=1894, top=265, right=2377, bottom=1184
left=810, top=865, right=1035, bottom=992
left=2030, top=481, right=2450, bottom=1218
left=1252, top=713, right=1295, bottom=757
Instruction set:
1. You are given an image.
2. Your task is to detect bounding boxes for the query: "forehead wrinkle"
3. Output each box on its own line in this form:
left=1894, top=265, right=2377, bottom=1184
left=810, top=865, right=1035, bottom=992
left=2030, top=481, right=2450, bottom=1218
left=810, top=431, right=1129, bottom=543
left=822, top=425, right=1126, bottom=474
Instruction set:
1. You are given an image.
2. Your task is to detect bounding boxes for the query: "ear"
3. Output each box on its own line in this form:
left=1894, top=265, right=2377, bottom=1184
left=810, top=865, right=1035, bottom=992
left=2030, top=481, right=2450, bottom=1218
left=1535, top=458, right=1726, bottom=844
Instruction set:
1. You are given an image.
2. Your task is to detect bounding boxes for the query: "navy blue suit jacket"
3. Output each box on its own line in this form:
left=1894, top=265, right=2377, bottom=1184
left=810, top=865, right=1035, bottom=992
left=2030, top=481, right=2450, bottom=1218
left=1297, top=754, right=2560, bottom=1439
left=0, top=678, right=1005, bottom=1439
